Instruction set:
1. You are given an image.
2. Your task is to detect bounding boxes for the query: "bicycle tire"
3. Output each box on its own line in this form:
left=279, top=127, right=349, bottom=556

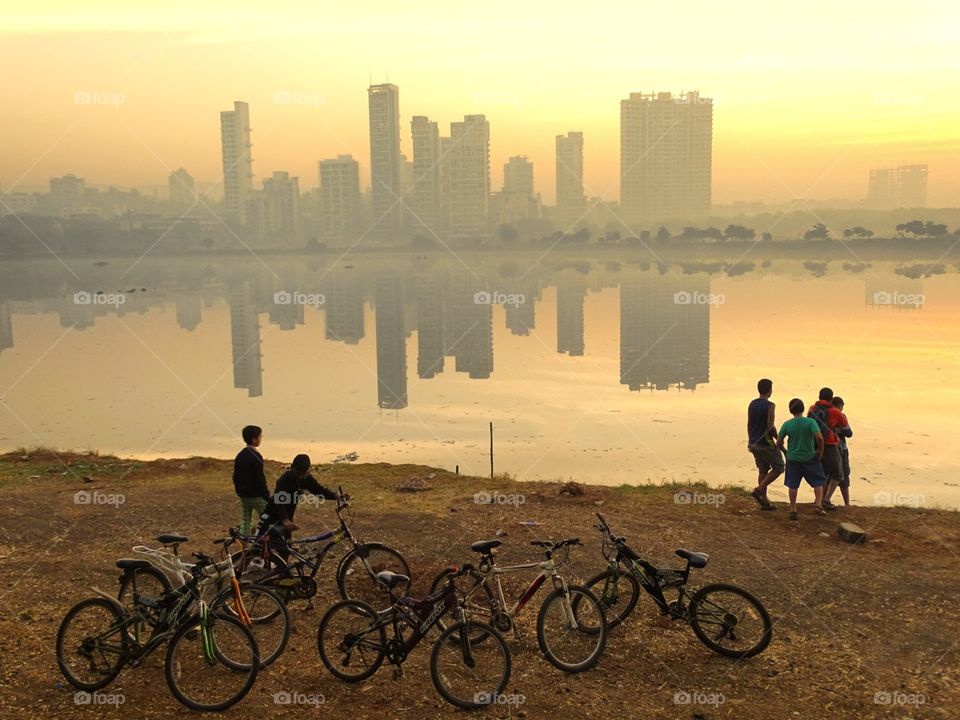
left=689, top=582, right=772, bottom=659
left=56, top=597, right=128, bottom=691
left=580, top=568, right=641, bottom=628
left=536, top=585, right=608, bottom=673
left=317, top=599, right=386, bottom=682
left=213, top=582, right=290, bottom=668
left=164, top=612, right=259, bottom=712
left=430, top=621, right=511, bottom=709
left=336, top=543, right=411, bottom=607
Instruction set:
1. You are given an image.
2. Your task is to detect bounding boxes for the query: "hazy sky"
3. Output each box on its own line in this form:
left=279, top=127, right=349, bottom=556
left=2, top=0, right=959, bottom=205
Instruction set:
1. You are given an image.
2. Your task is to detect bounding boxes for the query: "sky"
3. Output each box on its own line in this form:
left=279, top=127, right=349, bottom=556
left=2, top=0, right=959, bottom=205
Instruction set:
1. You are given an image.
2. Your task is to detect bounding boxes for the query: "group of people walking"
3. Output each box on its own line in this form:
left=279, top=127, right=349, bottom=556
left=747, top=379, right=852, bottom=520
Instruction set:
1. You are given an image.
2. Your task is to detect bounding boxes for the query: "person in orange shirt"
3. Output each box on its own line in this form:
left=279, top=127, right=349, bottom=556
left=829, top=396, right=853, bottom=507
left=807, top=388, right=849, bottom=511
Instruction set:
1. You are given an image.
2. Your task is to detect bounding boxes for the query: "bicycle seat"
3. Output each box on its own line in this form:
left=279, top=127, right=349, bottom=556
left=470, top=539, right=502, bottom=555
left=375, top=570, right=410, bottom=589
left=157, top=533, right=189, bottom=545
left=675, top=549, right=709, bottom=568
left=116, top=558, right=153, bottom=570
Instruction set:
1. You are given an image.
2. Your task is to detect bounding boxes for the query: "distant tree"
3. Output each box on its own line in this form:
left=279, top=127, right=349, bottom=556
left=655, top=226, right=671, bottom=244
left=761, top=231, right=773, bottom=242
left=703, top=226, right=724, bottom=241
left=803, top=223, right=831, bottom=241
left=639, top=229, right=651, bottom=243
left=305, top=238, right=327, bottom=252
left=723, top=224, right=756, bottom=241
left=924, top=221, right=948, bottom=237
left=842, top=226, right=873, bottom=239
left=411, top=234, right=436, bottom=250
left=496, top=223, right=519, bottom=244
left=680, top=226, right=701, bottom=240
left=896, top=220, right=926, bottom=237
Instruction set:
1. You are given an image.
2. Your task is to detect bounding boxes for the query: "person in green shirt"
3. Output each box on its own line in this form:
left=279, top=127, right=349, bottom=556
left=776, top=398, right=827, bottom=520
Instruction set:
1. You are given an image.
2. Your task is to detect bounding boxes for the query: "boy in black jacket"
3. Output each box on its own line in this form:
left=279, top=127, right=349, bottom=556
left=259, top=454, right=338, bottom=559
left=233, top=425, right=269, bottom=534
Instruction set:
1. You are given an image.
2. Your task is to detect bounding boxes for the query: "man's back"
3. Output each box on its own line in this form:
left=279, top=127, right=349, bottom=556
left=780, top=417, right=819, bottom=461
left=747, top=397, right=774, bottom=447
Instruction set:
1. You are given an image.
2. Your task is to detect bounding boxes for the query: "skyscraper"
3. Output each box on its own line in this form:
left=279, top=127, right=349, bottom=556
left=168, top=168, right=195, bottom=209
left=620, top=91, right=712, bottom=225
left=229, top=282, right=263, bottom=397
left=367, top=83, right=403, bottom=239
left=499, top=155, right=539, bottom=223
left=257, top=171, right=301, bottom=246
left=319, top=155, right=362, bottom=244
left=555, top=131, right=584, bottom=225
left=410, top=116, right=443, bottom=237
left=868, top=164, right=928, bottom=208
left=448, top=115, right=491, bottom=239
left=220, top=101, right=253, bottom=226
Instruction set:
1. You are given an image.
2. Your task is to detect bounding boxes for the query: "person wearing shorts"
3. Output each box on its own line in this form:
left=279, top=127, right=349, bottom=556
left=747, top=378, right=784, bottom=511
left=777, top=398, right=826, bottom=520
left=809, top=388, right=850, bottom=511
left=830, top=396, right=853, bottom=506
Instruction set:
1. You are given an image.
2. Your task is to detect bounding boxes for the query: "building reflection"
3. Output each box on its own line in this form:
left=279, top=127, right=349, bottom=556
left=229, top=282, right=263, bottom=397
left=374, top=272, right=408, bottom=409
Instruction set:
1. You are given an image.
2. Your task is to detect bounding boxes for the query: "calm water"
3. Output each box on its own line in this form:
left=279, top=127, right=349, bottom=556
left=1, top=253, right=958, bottom=508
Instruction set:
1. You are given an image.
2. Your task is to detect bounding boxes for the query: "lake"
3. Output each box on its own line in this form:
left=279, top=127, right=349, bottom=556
left=1, top=251, right=957, bottom=508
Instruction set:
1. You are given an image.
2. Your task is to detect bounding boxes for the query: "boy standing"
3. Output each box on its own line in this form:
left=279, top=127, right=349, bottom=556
left=233, top=425, right=269, bottom=534
left=829, top=396, right=853, bottom=507
left=747, top=378, right=784, bottom=510
left=777, top=398, right=827, bottom=520
left=808, top=388, right=850, bottom=511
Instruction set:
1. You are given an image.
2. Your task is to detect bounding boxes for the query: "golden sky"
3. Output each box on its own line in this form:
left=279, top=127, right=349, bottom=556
left=2, top=0, right=959, bottom=205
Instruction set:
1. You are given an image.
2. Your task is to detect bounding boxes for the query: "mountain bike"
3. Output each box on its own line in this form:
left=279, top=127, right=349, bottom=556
left=56, top=552, right=260, bottom=712
left=316, top=567, right=511, bottom=709
left=429, top=537, right=608, bottom=673
left=230, top=487, right=410, bottom=609
left=581, top=513, right=773, bottom=659
left=114, top=532, right=289, bottom=667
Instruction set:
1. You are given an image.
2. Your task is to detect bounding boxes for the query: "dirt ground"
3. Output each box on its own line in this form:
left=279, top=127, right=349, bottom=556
left=0, top=450, right=957, bottom=719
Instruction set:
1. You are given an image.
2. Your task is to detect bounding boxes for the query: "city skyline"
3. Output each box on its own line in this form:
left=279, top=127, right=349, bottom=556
left=2, top=1, right=958, bottom=206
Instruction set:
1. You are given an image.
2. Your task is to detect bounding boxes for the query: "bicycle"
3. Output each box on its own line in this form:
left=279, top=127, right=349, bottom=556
left=429, top=537, right=608, bottom=673
left=316, top=567, right=512, bottom=709
left=231, top=487, right=410, bottom=609
left=56, top=552, right=260, bottom=712
left=581, top=513, right=773, bottom=659
left=115, top=532, right=290, bottom=668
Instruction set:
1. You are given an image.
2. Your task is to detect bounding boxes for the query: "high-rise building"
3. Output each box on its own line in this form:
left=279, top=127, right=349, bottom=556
left=49, top=174, right=88, bottom=216
left=324, top=270, right=365, bottom=344
left=319, top=155, right=362, bottom=244
left=868, top=164, right=928, bottom=208
left=168, top=168, right=195, bottom=209
left=415, top=274, right=445, bottom=378
left=220, top=101, right=253, bottom=226
left=367, top=83, right=403, bottom=239
left=448, top=115, right=491, bottom=239
left=374, top=272, right=408, bottom=408
left=555, top=131, right=584, bottom=226
left=499, top=155, right=539, bottom=223
left=410, top=116, right=443, bottom=237
left=228, top=282, right=263, bottom=397
left=620, top=91, right=712, bottom=224
left=256, top=171, right=301, bottom=246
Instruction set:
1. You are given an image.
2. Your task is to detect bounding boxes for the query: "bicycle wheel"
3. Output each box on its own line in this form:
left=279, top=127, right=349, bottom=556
left=536, top=585, right=607, bottom=673
left=117, top=565, right=173, bottom=638
left=213, top=583, right=290, bottom=668
left=689, top=583, right=772, bottom=659
left=317, top=599, right=386, bottom=682
left=337, top=543, right=410, bottom=608
left=56, top=597, right=128, bottom=691
left=430, top=621, right=511, bottom=709
left=581, top=568, right=640, bottom=628
left=164, top=613, right=259, bottom=712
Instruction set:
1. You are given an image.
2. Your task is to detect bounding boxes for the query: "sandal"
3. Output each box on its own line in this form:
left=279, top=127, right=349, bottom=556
left=814, top=506, right=827, bottom=515
left=789, top=511, right=798, bottom=521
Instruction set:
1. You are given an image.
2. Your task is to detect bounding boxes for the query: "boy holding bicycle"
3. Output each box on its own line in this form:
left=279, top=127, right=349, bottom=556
left=258, top=454, right=338, bottom=558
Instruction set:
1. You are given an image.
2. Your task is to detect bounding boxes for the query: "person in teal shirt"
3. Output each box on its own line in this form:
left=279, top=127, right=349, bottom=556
left=776, top=398, right=826, bottom=520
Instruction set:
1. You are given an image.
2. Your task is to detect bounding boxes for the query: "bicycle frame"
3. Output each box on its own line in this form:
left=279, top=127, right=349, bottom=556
left=378, top=582, right=461, bottom=655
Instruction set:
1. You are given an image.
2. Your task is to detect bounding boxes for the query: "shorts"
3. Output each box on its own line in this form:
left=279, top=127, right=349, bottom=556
left=784, top=458, right=827, bottom=489
left=751, top=444, right=785, bottom=474
left=821, top=445, right=843, bottom=484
